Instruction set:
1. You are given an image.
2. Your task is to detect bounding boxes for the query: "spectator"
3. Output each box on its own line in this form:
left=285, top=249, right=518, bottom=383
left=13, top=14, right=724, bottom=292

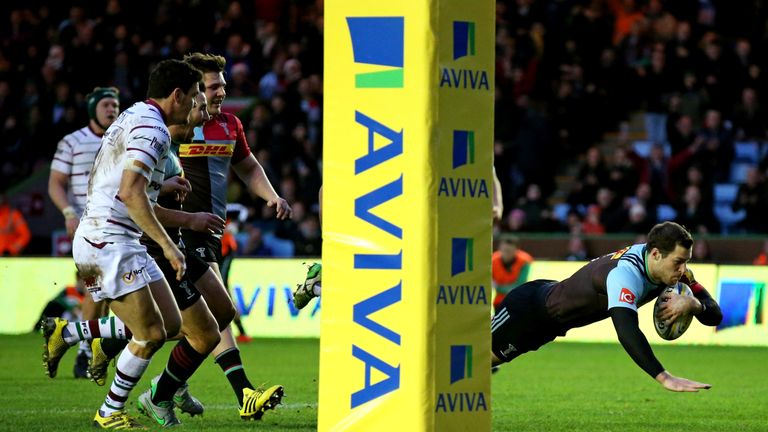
left=491, top=233, right=534, bottom=309
left=731, top=87, right=767, bottom=141
left=753, top=240, right=768, bottom=265
left=732, top=167, right=768, bottom=234
left=564, top=235, right=588, bottom=261
left=0, top=192, right=31, bottom=256
left=675, top=185, right=719, bottom=234
left=692, top=238, right=714, bottom=263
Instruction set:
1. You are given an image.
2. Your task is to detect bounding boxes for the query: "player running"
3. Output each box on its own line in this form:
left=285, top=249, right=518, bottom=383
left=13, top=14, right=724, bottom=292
left=490, top=221, right=723, bottom=392
left=58, top=60, right=200, bottom=429
left=48, top=87, right=119, bottom=377
left=178, top=52, right=290, bottom=416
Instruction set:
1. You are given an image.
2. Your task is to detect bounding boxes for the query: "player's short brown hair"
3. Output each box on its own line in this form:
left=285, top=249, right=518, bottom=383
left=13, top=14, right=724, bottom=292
left=647, top=221, right=693, bottom=257
left=183, top=52, right=226, bottom=74
left=146, top=59, right=202, bottom=99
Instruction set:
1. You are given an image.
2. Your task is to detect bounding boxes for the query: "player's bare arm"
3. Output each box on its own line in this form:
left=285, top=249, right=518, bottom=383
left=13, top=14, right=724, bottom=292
left=48, top=170, right=79, bottom=238
left=233, top=154, right=292, bottom=220
left=154, top=205, right=225, bottom=234
left=119, top=161, right=185, bottom=280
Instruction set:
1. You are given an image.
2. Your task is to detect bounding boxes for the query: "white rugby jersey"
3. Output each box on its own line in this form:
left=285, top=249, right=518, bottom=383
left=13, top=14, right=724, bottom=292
left=50, top=125, right=103, bottom=215
left=78, top=100, right=170, bottom=242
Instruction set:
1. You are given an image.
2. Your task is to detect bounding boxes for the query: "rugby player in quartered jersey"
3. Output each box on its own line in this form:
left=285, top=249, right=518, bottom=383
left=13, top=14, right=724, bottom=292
left=491, top=222, right=723, bottom=392
left=178, top=52, right=288, bottom=418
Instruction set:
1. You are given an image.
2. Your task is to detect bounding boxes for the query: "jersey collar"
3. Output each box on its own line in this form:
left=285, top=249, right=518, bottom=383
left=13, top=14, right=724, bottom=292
left=642, top=246, right=662, bottom=286
left=145, top=99, right=168, bottom=123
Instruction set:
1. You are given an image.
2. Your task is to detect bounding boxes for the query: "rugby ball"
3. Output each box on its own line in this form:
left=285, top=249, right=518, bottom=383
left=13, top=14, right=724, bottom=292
left=653, top=282, right=694, bottom=341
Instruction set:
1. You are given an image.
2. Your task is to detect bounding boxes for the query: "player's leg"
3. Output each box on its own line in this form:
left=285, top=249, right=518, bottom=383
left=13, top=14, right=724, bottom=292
left=138, top=255, right=219, bottom=422
left=292, top=261, right=322, bottom=310
left=93, top=278, right=178, bottom=428
left=41, top=312, right=131, bottom=379
left=199, top=261, right=284, bottom=420
left=490, top=280, right=559, bottom=368
left=74, top=294, right=101, bottom=377
left=221, top=252, right=251, bottom=342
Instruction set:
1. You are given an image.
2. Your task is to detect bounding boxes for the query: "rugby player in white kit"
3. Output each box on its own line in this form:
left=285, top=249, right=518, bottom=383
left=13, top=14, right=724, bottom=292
left=66, top=59, right=201, bottom=429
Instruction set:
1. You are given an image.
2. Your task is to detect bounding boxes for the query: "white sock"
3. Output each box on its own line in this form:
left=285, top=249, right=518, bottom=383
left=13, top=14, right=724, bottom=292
left=78, top=340, right=92, bottom=357
left=313, top=283, right=322, bottom=297
left=63, top=317, right=130, bottom=345
left=100, top=349, right=151, bottom=415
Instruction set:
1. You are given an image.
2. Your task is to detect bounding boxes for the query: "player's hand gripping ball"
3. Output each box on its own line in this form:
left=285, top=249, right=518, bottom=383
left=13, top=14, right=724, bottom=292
left=653, top=282, right=694, bottom=340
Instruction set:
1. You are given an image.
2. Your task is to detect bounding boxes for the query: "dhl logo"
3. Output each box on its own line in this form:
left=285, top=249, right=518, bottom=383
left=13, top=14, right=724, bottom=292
left=179, top=143, right=234, bottom=157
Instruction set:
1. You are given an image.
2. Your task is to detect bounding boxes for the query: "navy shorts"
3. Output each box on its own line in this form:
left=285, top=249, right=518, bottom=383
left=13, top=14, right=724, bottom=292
left=155, top=253, right=209, bottom=310
left=182, top=231, right=222, bottom=265
left=491, top=279, right=561, bottom=363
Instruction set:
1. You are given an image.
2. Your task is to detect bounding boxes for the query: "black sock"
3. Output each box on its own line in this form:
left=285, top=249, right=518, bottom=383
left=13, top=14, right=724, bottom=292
left=214, top=348, right=253, bottom=406
left=234, top=317, right=247, bottom=336
left=152, top=338, right=207, bottom=404
left=101, top=339, right=129, bottom=359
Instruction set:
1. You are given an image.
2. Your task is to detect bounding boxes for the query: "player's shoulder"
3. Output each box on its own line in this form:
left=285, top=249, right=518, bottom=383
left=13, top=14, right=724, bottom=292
left=217, top=111, right=244, bottom=128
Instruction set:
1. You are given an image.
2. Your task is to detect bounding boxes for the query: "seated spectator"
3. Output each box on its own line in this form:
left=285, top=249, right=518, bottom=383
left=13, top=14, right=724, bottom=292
left=732, top=166, right=768, bottom=233
left=564, top=235, right=588, bottom=261
left=581, top=205, right=606, bottom=234
left=675, top=185, right=719, bottom=234
left=693, top=109, right=734, bottom=183
left=692, top=238, right=714, bottom=263
left=731, top=87, right=767, bottom=141
left=621, top=202, right=654, bottom=234
left=0, top=192, right=31, bottom=256
left=753, top=240, right=768, bottom=265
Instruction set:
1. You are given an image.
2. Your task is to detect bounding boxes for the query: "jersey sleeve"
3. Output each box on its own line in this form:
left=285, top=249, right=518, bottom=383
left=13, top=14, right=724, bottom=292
left=231, top=114, right=252, bottom=165
left=606, top=266, right=642, bottom=312
left=50, top=135, right=75, bottom=175
left=164, top=151, right=183, bottom=179
left=125, top=124, right=169, bottom=179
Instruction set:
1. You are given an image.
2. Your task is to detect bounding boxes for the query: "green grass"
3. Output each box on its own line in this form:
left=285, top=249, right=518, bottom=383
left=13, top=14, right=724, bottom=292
left=1, top=334, right=766, bottom=431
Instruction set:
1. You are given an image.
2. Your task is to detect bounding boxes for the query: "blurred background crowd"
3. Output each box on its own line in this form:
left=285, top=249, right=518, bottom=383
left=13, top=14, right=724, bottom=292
left=2, top=0, right=768, bottom=259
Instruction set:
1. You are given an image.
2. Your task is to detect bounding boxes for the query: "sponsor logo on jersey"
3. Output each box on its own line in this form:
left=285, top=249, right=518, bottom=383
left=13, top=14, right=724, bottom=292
left=501, top=343, right=517, bottom=357
left=611, top=246, right=630, bottom=260
left=122, top=267, right=145, bottom=285
left=196, top=247, right=206, bottom=258
left=347, top=17, right=404, bottom=88
left=619, top=287, right=636, bottom=305
left=178, top=143, right=235, bottom=157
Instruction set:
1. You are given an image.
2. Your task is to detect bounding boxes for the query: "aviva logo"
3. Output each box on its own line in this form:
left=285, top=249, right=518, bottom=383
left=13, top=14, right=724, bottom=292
left=347, top=17, right=404, bottom=88
left=452, top=130, right=475, bottom=168
left=438, top=129, right=488, bottom=199
left=453, top=21, right=476, bottom=60
left=450, top=345, right=472, bottom=383
left=451, top=237, right=474, bottom=276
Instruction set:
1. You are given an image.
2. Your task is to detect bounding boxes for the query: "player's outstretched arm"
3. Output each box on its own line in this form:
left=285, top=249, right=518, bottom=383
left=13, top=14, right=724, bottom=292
left=233, top=154, right=292, bottom=220
left=655, top=371, right=712, bottom=392
left=610, top=307, right=665, bottom=376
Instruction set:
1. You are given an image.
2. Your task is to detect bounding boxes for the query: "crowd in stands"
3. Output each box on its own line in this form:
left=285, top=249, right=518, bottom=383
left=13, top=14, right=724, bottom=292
left=493, top=0, right=768, bottom=238
left=2, top=1, right=768, bottom=257
left=1, top=0, right=322, bottom=256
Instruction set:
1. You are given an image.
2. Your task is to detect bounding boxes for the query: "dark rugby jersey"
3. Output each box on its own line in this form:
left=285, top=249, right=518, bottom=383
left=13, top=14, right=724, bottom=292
left=177, top=113, right=251, bottom=232
left=544, top=243, right=700, bottom=330
left=140, top=143, right=183, bottom=257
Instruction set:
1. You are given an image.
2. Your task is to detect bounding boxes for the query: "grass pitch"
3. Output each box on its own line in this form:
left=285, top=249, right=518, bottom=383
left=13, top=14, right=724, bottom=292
left=0, top=334, right=765, bottom=431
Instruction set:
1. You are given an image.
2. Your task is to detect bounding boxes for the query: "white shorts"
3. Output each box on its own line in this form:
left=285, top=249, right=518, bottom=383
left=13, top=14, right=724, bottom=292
left=72, top=235, right=163, bottom=302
